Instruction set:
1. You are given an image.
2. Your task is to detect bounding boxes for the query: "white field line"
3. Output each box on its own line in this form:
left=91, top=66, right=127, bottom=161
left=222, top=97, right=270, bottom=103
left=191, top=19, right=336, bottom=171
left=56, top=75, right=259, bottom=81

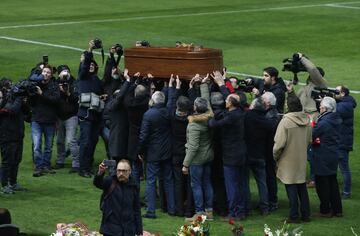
left=1, top=1, right=360, bottom=30
left=0, top=35, right=359, bottom=94
left=326, top=3, right=360, bottom=9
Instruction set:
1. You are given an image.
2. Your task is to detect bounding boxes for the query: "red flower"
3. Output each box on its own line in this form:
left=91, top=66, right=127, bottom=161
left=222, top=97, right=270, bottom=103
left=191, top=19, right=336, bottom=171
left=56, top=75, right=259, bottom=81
left=155, top=233, right=161, bottom=236
left=190, top=229, right=195, bottom=235
left=229, top=218, right=235, bottom=225
left=197, top=216, right=203, bottom=222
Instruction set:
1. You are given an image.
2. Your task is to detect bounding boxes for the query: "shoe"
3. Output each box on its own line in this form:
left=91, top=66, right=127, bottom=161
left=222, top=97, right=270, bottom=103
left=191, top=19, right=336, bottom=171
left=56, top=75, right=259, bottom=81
left=342, top=192, right=351, bottom=199
left=285, top=217, right=301, bottom=224
left=306, top=181, right=315, bottom=188
left=53, top=163, right=65, bottom=169
left=168, top=212, right=176, bottom=217
left=79, top=171, right=92, bottom=178
left=42, top=167, right=56, bottom=174
left=0, top=185, right=15, bottom=194
left=185, top=213, right=202, bottom=222
left=269, top=203, right=279, bottom=212
left=69, top=167, right=80, bottom=174
left=142, top=213, right=157, bottom=219
left=205, top=210, right=214, bottom=221
left=261, top=210, right=270, bottom=216
left=315, top=212, right=332, bottom=218
left=10, top=183, right=28, bottom=192
left=301, top=217, right=311, bottom=223
left=33, top=169, right=44, bottom=177
left=333, top=213, right=343, bottom=217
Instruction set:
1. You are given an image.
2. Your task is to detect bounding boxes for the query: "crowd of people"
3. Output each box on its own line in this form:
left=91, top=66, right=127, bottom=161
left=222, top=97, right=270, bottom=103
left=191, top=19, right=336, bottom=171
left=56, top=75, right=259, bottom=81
left=0, top=40, right=357, bottom=236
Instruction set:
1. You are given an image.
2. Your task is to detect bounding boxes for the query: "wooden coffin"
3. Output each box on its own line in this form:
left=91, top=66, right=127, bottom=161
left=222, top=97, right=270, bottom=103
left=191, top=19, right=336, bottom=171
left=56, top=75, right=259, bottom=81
left=124, top=47, right=223, bottom=80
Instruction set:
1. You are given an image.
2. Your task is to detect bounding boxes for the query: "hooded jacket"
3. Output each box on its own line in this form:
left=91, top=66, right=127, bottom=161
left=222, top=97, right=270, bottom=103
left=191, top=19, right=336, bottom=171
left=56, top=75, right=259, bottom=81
left=273, top=112, right=312, bottom=184
left=183, top=111, right=214, bottom=167
left=336, top=95, right=357, bottom=151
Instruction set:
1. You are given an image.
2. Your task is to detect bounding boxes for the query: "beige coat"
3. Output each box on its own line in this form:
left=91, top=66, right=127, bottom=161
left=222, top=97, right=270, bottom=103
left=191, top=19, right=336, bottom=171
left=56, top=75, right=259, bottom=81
left=273, top=112, right=312, bottom=184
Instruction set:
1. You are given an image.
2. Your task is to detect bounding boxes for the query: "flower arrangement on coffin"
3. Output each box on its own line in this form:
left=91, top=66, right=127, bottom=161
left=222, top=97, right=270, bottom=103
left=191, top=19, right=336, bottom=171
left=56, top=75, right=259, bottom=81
left=174, top=215, right=210, bottom=236
left=228, top=218, right=244, bottom=236
left=143, top=231, right=161, bottom=236
left=50, top=222, right=102, bottom=236
left=264, top=221, right=302, bottom=236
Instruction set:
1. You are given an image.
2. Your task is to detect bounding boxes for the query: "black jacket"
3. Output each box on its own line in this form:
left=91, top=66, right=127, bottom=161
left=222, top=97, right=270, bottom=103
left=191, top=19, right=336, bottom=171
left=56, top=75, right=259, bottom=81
left=245, top=109, right=275, bottom=161
left=138, top=103, right=172, bottom=162
left=57, top=76, right=79, bottom=120
left=29, top=78, right=60, bottom=123
left=77, top=51, right=104, bottom=121
left=93, top=174, right=142, bottom=236
left=208, top=108, right=247, bottom=166
left=0, top=96, right=26, bottom=143
left=107, top=81, right=130, bottom=159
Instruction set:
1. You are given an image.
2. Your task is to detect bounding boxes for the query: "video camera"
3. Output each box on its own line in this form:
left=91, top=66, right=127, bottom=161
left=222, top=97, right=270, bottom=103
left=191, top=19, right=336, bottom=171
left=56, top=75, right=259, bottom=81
left=11, top=79, right=39, bottom=97
left=238, top=78, right=255, bottom=93
left=311, top=87, right=339, bottom=99
left=282, top=53, right=307, bottom=85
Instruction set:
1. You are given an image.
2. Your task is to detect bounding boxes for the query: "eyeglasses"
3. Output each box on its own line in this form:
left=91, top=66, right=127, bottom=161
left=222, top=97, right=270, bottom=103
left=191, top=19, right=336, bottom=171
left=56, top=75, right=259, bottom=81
left=116, top=169, right=130, bottom=173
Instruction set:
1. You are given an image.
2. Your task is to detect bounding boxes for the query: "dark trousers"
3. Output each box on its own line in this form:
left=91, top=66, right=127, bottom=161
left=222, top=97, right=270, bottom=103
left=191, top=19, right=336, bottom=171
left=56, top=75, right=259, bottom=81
left=173, top=163, right=194, bottom=216
left=265, top=157, right=278, bottom=207
left=211, top=156, right=228, bottom=216
left=0, top=142, right=23, bottom=186
left=285, top=183, right=310, bottom=220
left=315, top=174, right=342, bottom=215
left=79, top=119, right=101, bottom=172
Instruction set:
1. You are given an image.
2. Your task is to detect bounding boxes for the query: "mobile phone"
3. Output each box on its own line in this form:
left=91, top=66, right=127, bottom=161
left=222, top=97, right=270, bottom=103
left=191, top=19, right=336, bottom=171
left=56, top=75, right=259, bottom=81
left=103, top=159, right=116, bottom=175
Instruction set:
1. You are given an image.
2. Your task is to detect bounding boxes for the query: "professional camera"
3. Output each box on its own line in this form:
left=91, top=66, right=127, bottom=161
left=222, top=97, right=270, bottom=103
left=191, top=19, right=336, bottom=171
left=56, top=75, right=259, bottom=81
left=282, top=53, right=307, bottom=85
left=238, top=78, right=255, bottom=93
left=93, top=38, right=103, bottom=49
left=112, top=43, right=123, bottom=56
left=311, top=87, right=339, bottom=99
left=11, top=79, right=39, bottom=97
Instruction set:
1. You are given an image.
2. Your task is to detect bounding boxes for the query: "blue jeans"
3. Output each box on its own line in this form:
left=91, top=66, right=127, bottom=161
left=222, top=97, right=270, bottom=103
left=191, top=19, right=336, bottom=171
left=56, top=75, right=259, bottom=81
left=79, top=119, right=101, bottom=172
left=31, top=122, right=56, bottom=169
left=223, top=165, right=248, bottom=217
left=247, top=159, right=269, bottom=212
left=285, top=183, right=310, bottom=220
left=145, top=159, right=175, bottom=216
left=190, top=163, right=213, bottom=214
left=338, top=149, right=351, bottom=194
left=56, top=116, right=79, bottom=168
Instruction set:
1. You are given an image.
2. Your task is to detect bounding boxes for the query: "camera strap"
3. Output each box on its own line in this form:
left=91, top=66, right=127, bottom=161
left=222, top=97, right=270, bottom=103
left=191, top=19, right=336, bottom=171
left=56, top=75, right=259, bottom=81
left=101, top=48, right=104, bottom=65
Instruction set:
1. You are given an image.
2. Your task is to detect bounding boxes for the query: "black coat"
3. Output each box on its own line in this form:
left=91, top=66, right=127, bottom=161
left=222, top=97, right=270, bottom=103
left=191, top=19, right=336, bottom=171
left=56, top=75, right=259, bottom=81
left=312, top=112, right=342, bottom=176
left=336, top=95, right=357, bottom=151
left=57, top=76, right=79, bottom=120
left=29, top=78, right=60, bottom=123
left=0, top=96, right=26, bottom=143
left=245, top=109, right=275, bottom=161
left=208, top=108, right=247, bottom=166
left=93, top=174, right=142, bottom=236
left=77, top=51, right=104, bottom=121
left=138, top=103, right=172, bottom=162
left=107, top=81, right=130, bottom=159
left=123, top=85, right=150, bottom=161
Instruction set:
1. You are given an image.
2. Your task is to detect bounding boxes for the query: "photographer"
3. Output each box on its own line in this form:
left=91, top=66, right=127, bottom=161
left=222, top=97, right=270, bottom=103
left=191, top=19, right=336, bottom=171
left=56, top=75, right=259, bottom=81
left=28, top=64, right=60, bottom=177
left=249, top=67, right=287, bottom=113
left=77, top=40, right=105, bottom=178
left=54, top=65, right=80, bottom=173
left=0, top=78, right=28, bottom=193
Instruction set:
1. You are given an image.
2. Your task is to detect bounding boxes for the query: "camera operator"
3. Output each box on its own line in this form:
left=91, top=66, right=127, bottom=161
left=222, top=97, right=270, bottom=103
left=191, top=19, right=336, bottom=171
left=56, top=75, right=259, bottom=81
left=77, top=40, right=105, bottom=178
left=248, top=67, right=287, bottom=114
left=0, top=78, right=29, bottom=193
left=286, top=53, right=328, bottom=118
left=54, top=65, right=80, bottom=173
left=335, top=85, right=357, bottom=199
left=28, top=64, right=60, bottom=177
left=286, top=53, right=328, bottom=188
